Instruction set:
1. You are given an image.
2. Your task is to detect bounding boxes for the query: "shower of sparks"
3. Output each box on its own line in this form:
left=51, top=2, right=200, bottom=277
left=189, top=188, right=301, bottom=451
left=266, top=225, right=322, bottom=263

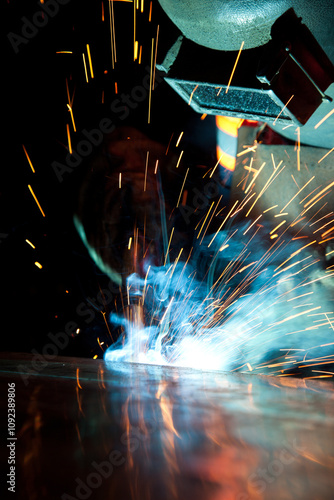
left=28, top=185, right=45, bottom=217
left=22, top=145, right=35, bottom=173
left=225, top=41, right=244, bottom=94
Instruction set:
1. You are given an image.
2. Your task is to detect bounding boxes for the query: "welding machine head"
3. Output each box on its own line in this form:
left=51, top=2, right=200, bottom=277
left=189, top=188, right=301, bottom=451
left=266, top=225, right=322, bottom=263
left=157, top=0, right=334, bottom=148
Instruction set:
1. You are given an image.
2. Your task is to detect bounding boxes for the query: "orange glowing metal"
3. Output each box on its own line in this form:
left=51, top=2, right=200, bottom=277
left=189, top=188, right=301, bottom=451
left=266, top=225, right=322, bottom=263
left=34, top=262, right=42, bottom=269
left=22, top=145, right=35, bottom=173
left=225, top=40, right=244, bottom=94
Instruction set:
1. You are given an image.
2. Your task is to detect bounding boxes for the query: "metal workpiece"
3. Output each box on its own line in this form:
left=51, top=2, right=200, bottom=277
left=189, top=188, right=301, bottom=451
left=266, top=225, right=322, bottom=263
left=1, top=354, right=334, bottom=499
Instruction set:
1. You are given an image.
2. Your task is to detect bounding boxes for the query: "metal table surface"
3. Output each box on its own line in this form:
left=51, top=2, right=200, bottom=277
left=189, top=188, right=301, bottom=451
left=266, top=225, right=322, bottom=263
left=1, top=353, right=334, bottom=500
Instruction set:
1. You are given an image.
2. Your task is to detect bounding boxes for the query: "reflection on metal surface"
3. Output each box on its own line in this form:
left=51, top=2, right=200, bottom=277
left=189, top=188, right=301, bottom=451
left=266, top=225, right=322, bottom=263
left=1, top=353, right=334, bottom=499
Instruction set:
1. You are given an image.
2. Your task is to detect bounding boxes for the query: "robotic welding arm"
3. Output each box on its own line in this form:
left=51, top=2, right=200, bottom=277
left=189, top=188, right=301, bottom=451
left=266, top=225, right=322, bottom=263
left=156, top=0, right=334, bottom=149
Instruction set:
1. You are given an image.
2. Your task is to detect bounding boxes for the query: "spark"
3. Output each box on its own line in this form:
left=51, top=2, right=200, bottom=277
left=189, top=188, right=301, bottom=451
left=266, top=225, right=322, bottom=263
left=148, top=37, right=154, bottom=123
left=175, top=131, right=184, bottom=147
left=318, top=147, right=334, bottom=164
left=128, top=237, right=132, bottom=250
left=197, top=202, right=214, bottom=239
left=144, top=151, right=149, bottom=191
left=66, top=124, right=72, bottom=154
left=296, top=126, right=301, bottom=171
left=273, top=95, right=294, bottom=125
left=82, top=53, right=89, bottom=82
left=175, top=150, right=184, bottom=169
left=225, top=41, right=244, bottom=94
left=208, top=200, right=239, bottom=247
left=148, top=0, right=152, bottom=21
left=133, top=0, right=136, bottom=60
left=176, top=168, right=189, bottom=208
left=86, top=44, right=94, bottom=78
left=237, top=144, right=258, bottom=157
left=314, top=107, right=334, bottom=129
left=67, top=104, right=76, bottom=132
left=280, top=176, right=315, bottom=213
left=164, top=227, right=174, bottom=266
left=28, top=185, right=45, bottom=217
left=22, top=145, right=35, bottom=173
left=109, top=0, right=117, bottom=67
left=76, top=368, right=82, bottom=389
left=303, top=180, right=334, bottom=208
left=34, top=262, right=42, bottom=269
left=25, top=239, right=35, bottom=249
left=152, top=25, right=159, bottom=89
left=188, top=85, right=198, bottom=105
left=263, top=205, right=278, bottom=213
left=119, top=172, right=122, bottom=188
left=244, top=161, right=266, bottom=194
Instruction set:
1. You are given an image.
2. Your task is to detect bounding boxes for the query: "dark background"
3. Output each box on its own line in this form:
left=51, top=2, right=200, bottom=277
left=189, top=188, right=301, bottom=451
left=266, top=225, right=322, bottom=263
left=3, top=0, right=217, bottom=358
